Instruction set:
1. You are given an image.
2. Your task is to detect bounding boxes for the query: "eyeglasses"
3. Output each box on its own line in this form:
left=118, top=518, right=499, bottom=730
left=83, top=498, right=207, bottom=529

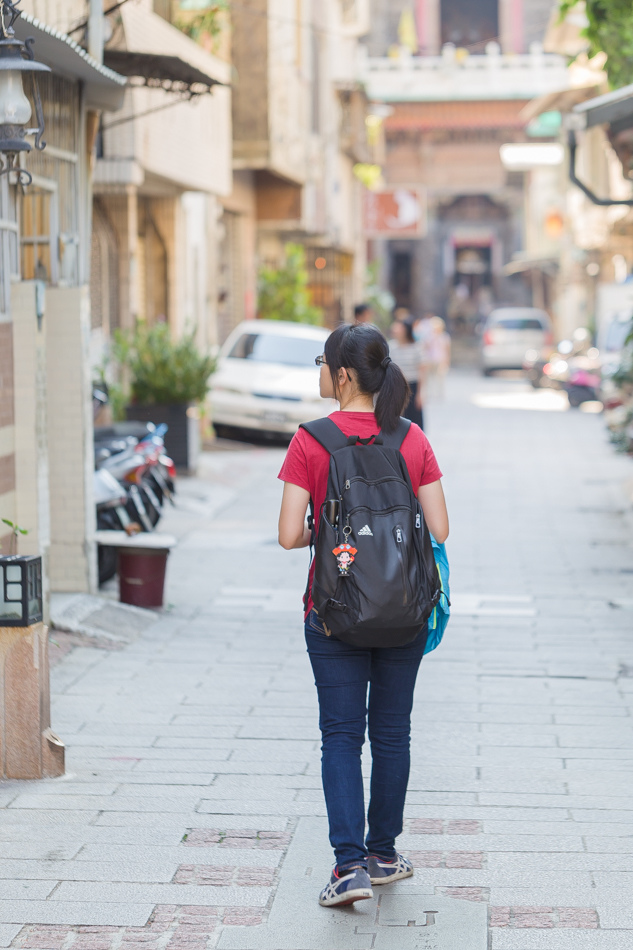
left=315, top=355, right=327, bottom=366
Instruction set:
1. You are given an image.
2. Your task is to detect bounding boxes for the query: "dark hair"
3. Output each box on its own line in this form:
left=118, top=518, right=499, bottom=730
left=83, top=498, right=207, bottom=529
left=396, top=317, right=416, bottom=344
left=354, top=303, right=371, bottom=319
left=324, top=323, right=410, bottom=433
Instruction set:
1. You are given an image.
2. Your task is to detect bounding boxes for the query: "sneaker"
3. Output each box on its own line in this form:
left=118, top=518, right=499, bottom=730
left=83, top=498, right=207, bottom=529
left=318, top=865, right=373, bottom=907
left=367, top=852, right=414, bottom=885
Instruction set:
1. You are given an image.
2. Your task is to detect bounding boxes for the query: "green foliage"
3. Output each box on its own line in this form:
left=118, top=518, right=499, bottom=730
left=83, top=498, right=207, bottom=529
left=257, top=243, right=323, bottom=325
left=173, top=2, right=228, bottom=45
left=559, top=0, right=633, bottom=88
left=364, top=260, right=395, bottom=332
left=112, top=323, right=216, bottom=406
left=1, top=519, right=28, bottom=555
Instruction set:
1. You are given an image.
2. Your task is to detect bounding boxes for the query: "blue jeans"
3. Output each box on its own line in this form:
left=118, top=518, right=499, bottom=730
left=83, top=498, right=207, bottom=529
left=305, top=610, right=427, bottom=870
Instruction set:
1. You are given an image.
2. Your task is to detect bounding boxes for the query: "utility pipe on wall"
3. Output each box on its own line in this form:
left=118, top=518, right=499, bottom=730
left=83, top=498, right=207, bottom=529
left=88, top=0, right=104, bottom=65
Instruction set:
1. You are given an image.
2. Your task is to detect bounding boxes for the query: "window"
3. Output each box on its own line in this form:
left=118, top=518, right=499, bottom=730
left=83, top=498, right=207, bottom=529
left=0, top=177, right=18, bottom=317
left=20, top=187, right=55, bottom=283
left=441, top=0, right=499, bottom=49
left=228, top=333, right=324, bottom=367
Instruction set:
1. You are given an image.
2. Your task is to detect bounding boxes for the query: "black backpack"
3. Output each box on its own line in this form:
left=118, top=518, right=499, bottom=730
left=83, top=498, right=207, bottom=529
left=300, top=417, right=441, bottom=648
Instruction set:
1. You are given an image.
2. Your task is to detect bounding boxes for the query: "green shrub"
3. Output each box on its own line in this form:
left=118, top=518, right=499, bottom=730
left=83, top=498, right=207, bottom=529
left=257, top=243, right=323, bottom=325
left=113, top=323, right=216, bottom=406
left=559, top=1, right=633, bottom=89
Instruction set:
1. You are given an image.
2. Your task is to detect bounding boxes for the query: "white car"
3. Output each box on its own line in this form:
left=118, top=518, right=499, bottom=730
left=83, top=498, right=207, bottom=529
left=209, top=320, right=332, bottom=438
left=481, top=307, right=553, bottom=374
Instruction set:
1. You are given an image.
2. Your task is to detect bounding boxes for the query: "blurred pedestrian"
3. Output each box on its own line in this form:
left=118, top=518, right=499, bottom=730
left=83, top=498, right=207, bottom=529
left=413, top=311, right=434, bottom=348
left=277, top=323, right=448, bottom=907
left=426, top=317, right=451, bottom=399
left=354, top=303, right=374, bottom=325
left=390, top=316, right=426, bottom=430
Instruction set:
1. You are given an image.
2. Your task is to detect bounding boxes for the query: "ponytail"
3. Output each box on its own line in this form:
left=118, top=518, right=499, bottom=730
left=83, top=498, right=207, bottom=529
left=375, top=359, right=410, bottom=433
left=324, top=323, right=410, bottom=434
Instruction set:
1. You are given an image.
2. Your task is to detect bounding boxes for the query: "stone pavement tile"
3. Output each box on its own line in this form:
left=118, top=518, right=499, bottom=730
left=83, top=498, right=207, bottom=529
left=51, top=884, right=271, bottom=907
left=488, top=888, right=597, bottom=907
left=9, top=796, right=204, bottom=813
left=398, top=834, right=584, bottom=852
left=571, top=809, right=633, bottom=822
left=196, top=801, right=327, bottom=816
left=482, top=820, right=633, bottom=836
left=93, top=814, right=289, bottom=830
left=129, top=760, right=310, bottom=776
left=21, top=784, right=119, bottom=797
left=0, top=843, right=83, bottom=860
left=491, top=934, right=633, bottom=949
left=0, top=885, right=56, bottom=901
left=75, top=846, right=281, bottom=868
left=73, top=774, right=217, bottom=787
left=479, top=793, right=633, bottom=809
left=409, top=806, right=571, bottom=822
left=216, top=817, right=487, bottom=950
left=0, top=812, right=101, bottom=827
left=0, top=827, right=186, bottom=847
left=0, top=925, right=21, bottom=947
left=488, top=853, right=633, bottom=872
left=0, top=861, right=181, bottom=883
left=584, top=837, right=633, bottom=853
left=66, top=747, right=234, bottom=761
left=0, top=903, right=154, bottom=927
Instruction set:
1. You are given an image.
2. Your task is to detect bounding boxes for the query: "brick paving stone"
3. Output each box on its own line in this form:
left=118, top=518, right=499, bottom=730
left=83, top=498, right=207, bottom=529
left=438, top=887, right=490, bottom=902
left=409, top=818, right=443, bottom=834
left=446, top=820, right=482, bottom=835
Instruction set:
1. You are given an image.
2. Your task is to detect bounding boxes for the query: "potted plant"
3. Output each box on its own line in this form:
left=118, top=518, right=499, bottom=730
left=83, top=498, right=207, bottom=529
left=113, top=323, right=216, bottom=472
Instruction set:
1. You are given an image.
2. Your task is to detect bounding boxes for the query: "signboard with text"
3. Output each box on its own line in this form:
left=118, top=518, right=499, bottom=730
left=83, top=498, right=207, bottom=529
left=363, top=188, right=427, bottom=238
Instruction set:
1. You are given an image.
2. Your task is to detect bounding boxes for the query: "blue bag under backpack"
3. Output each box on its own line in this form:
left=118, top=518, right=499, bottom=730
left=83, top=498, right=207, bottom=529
left=424, top=536, right=450, bottom=655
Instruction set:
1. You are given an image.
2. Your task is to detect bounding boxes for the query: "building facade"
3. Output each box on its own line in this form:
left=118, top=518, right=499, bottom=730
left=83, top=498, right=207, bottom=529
left=360, top=0, right=568, bottom=339
left=231, top=0, right=372, bottom=331
left=0, top=5, right=124, bottom=600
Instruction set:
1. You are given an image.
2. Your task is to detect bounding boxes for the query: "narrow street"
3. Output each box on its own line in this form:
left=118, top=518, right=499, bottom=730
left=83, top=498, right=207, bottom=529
left=2, top=371, right=633, bottom=950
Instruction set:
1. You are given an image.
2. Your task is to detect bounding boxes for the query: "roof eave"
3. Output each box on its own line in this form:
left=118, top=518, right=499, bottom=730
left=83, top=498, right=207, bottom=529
left=14, top=13, right=126, bottom=112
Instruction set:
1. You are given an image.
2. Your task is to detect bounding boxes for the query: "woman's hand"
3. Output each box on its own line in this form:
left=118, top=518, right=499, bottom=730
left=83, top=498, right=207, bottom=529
left=417, top=480, right=449, bottom=543
left=278, top=482, right=311, bottom=549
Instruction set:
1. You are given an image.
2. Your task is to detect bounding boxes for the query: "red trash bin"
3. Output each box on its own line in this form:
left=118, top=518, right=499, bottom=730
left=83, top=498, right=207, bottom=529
left=116, top=534, right=176, bottom=608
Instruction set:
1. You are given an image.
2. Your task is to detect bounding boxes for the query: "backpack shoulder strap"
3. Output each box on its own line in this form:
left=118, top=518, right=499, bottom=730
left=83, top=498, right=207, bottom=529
left=380, top=417, right=411, bottom=450
left=300, top=418, right=349, bottom=455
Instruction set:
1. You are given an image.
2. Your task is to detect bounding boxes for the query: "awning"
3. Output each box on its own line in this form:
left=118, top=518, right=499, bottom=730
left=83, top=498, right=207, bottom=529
left=103, top=50, right=224, bottom=94
left=503, top=255, right=559, bottom=276
left=521, top=85, right=602, bottom=123
left=13, top=14, right=126, bottom=111
left=573, top=82, right=633, bottom=131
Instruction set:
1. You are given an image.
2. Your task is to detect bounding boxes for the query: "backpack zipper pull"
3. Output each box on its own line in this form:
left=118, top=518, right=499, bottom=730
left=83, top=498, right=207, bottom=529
left=396, top=527, right=403, bottom=543
left=345, top=479, right=351, bottom=490
left=415, top=513, right=421, bottom=529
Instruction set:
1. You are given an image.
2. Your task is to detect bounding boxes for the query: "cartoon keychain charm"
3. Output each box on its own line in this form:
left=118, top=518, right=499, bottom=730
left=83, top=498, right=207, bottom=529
left=332, top=542, right=357, bottom=575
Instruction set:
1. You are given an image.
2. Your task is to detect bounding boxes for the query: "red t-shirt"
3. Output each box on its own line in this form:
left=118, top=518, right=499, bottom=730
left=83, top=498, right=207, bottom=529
left=278, top=411, right=443, bottom=616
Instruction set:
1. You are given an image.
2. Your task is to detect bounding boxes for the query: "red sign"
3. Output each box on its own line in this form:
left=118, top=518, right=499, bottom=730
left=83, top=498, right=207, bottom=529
left=363, top=188, right=426, bottom=238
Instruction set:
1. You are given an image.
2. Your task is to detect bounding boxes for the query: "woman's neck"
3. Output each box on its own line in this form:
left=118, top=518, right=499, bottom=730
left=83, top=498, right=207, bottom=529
left=338, top=391, right=374, bottom=413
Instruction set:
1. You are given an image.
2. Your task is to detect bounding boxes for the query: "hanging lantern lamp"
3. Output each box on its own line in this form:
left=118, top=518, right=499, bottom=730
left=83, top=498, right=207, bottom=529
left=0, top=0, right=50, bottom=185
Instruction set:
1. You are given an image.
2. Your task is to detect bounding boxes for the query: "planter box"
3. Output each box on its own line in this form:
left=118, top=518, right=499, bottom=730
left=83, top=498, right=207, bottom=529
left=125, top=403, right=200, bottom=472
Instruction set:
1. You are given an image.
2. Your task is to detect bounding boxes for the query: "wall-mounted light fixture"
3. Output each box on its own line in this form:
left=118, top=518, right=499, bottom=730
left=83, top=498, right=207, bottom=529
left=0, top=0, right=51, bottom=186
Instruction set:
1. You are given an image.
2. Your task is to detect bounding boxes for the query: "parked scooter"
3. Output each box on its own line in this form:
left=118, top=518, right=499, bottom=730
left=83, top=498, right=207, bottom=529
left=94, top=423, right=176, bottom=530
left=94, top=468, right=137, bottom=584
left=524, top=330, right=601, bottom=406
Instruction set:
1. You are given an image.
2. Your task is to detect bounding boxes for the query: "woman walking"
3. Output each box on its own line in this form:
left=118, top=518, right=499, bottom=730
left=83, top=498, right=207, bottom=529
left=277, top=323, right=448, bottom=907
left=389, top=315, right=427, bottom=430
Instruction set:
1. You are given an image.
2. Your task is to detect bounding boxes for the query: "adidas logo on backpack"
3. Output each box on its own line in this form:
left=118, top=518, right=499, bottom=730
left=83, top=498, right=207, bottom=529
left=300, top=417, right=441, bottom=649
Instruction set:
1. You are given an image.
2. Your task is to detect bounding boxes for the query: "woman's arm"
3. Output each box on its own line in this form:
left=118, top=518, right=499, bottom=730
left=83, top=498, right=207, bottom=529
left=417, top=480, right=449, bottom=543
left=278, top=482, right=312, bottom=549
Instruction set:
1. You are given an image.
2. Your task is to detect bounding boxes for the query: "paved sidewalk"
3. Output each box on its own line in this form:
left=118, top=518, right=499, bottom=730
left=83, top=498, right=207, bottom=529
left=1, top=371, right=633, bottom=949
